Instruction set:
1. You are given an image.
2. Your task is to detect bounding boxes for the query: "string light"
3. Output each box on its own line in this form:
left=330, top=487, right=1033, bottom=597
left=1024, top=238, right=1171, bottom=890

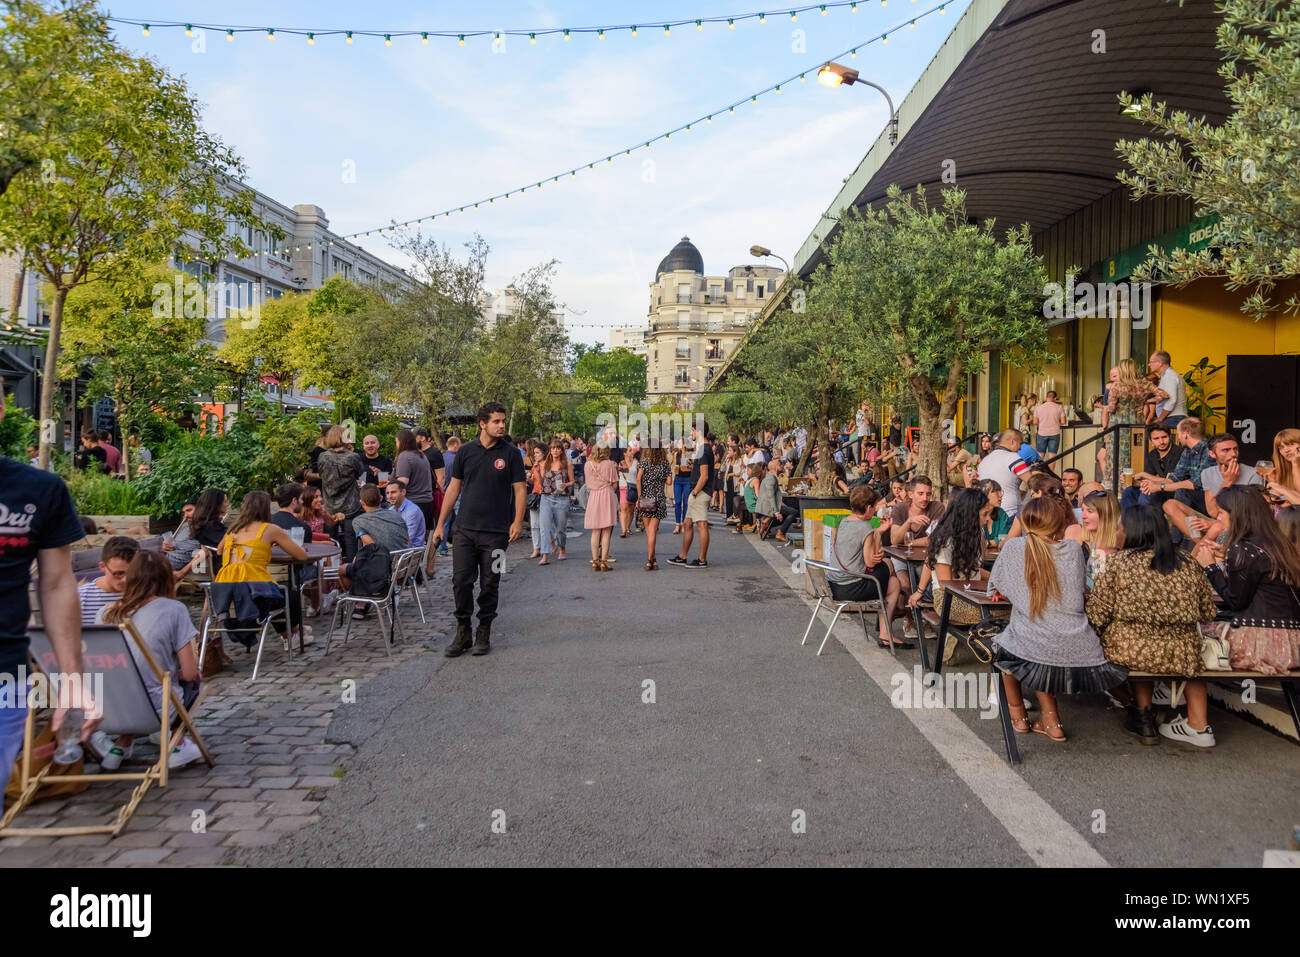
left=226, top=28, right=233, bottom=41
left=307, top=32, right=314, bottom=44
left=116, top=4, right=935, bottom=47
left=333, top=16, right=937, bottom=239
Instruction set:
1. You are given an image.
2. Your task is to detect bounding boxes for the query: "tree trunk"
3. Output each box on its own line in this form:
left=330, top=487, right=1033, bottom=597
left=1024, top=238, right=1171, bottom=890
left=909, top=359, right=965, bottom=501
left=36, top=285, right=68, bottom=470
left=508, top=399, right=516, bottom=437
left=813, top=389, right=837, bottom=496
left=8, top=258, right=25, bottom=321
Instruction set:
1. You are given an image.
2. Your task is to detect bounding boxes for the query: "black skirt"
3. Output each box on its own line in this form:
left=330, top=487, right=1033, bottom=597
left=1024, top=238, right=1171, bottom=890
left=994, top=647, right=1129, bottom=695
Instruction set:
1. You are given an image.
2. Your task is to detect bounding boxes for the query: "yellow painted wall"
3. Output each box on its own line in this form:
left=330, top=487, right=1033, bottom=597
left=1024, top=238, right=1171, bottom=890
left=1156, top=278, right=1300, bottom=432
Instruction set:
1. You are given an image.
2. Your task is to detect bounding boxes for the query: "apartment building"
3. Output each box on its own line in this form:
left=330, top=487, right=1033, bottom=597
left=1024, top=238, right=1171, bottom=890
left=608, top=326, right=648, bottom=357
left=642, top=236, right=783, bottom=405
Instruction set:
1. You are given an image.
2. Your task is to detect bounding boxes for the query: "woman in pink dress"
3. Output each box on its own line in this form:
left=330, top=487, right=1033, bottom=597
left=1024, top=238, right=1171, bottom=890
left=584, top=444, right=619, bottom=571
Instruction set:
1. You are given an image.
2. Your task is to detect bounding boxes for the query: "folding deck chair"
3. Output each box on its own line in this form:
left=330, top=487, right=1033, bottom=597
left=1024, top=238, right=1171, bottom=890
left=0, top=622, right=214, bottom=838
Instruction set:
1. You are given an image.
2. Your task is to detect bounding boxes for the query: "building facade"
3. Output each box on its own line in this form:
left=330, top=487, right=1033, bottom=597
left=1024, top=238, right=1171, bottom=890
left=609, top=326, right=648, bottom=357
left=643, top=237, right=782, bottom=405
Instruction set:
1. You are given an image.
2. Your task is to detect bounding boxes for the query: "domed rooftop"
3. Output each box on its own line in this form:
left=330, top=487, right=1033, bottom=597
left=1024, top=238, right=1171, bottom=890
left=656, top=236, right=704, bottom=278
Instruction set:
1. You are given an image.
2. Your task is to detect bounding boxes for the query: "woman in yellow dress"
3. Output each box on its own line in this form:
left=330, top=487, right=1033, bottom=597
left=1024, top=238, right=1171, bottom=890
left=211, top=491, right=308, bottom=647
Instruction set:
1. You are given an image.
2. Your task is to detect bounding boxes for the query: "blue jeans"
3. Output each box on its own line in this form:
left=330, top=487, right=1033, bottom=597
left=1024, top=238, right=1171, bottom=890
left=539, top=493, right=569, bottom=555
left=673, top=477, right=692, bottom=525
left=1121, top=485, right=1170, bottom=510
left=0, top=676, right=28, bottom=797
left=1035, top=434, right=1060, bottom=455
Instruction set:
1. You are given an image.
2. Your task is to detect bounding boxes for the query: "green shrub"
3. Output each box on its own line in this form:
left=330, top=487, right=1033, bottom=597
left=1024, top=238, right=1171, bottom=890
left=134, top=428, right=259, bottom=514
left=0, top=394, right=38, bottom=459
left=63, top=470, right=146, bottom=517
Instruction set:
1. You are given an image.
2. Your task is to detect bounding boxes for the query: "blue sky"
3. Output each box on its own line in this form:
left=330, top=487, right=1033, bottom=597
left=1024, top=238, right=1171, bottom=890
left=113, top=0, right=970, bottom=343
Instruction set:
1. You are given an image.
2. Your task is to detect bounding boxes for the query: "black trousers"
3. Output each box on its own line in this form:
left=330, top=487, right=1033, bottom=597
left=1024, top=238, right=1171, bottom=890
left=774, top=504, right=798, bottom=535
left=452, top=527, right=509, bottom=626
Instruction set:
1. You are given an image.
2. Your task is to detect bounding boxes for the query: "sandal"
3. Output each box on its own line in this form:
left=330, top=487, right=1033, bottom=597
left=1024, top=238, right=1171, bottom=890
left=1032, top=717, right=1067, bottom=742
left=650, top=559, right=658, bottom=570
left=1007, top=702, right=1031, bottom=734
left=644, top=560, right=654, bottom=571
left=538, top=557, right=550, bottom=566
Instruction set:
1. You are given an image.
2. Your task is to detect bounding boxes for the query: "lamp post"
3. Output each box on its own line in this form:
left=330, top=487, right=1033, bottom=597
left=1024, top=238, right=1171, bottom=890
left=748, top=245, right=790, bottom=274
left=817, top=62, right=898, bottom=145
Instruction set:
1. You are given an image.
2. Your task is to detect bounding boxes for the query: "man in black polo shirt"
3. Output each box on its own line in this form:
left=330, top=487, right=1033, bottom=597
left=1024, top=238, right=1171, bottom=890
left=432, top=402, right=526, bottom=657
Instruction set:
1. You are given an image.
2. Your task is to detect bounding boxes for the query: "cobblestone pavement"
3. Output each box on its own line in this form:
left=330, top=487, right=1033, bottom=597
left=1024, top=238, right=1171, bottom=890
left=0, top=562, right=454, bottom=867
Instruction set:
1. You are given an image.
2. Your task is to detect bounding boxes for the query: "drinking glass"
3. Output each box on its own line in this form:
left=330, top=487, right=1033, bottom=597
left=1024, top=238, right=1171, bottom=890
left=289, top=527, right=306, bottom=546
left=1256, top=461, right=1275, bottom=481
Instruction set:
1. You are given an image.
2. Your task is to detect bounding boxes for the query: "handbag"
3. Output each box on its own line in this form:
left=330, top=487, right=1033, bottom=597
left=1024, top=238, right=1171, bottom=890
left=636, top=494, right=661, bottom=517
left=966, top=616, right=1008, bottom=665
left=526, top=492, right=541, bottom=511
left=1198, top=621, right=1231, bottom=671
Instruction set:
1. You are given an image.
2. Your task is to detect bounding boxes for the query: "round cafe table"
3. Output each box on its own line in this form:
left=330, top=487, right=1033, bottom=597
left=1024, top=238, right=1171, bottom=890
left=269, top=542, right=340, bottom=653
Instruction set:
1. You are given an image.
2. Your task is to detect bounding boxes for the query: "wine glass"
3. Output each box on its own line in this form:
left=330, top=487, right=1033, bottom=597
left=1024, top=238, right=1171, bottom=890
left=1256, top=460, right=1275, bottom=481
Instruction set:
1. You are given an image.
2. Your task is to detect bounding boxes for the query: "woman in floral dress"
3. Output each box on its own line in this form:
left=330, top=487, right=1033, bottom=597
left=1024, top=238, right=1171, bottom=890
left=1101, top=358, right=1153, bottom=475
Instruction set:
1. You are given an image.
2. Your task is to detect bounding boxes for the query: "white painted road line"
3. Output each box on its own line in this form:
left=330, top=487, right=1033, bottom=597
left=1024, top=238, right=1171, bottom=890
left=748, top=538, right=1108, bottom=868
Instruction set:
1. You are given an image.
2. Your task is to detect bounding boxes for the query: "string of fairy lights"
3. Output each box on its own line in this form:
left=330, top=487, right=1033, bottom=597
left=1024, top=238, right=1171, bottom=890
left=112, top=1, right=938, bottom=48
left=183, top=0, right=950, bottom=258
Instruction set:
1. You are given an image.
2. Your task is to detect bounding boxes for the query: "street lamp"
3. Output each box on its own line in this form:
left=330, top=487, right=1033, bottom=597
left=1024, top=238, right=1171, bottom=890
left=749, top=245, right=790, bottom=274
left=817, top=62, right=898, bottom=145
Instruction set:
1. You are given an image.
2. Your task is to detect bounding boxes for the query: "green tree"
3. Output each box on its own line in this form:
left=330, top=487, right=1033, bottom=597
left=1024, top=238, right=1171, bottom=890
left=286, top=277, right=378, bottom=422
left=369, top=233, right=490, bottom=442
left=461, top=261, right=569, bottom=434
left=60, top=262, right=218, bottom=480
left=1117, top=0, right=1300, bottom=319
left=0, top=392, right=37, bottom=458
left=0, top=2, right=257, bottom=467
left=0, top=0, right=103, bottom=198
left=219, top=292, right=307, bottom=412
left=824, top=187, right=1051, bottom=491
left=574, top=346, right=647, bottom=401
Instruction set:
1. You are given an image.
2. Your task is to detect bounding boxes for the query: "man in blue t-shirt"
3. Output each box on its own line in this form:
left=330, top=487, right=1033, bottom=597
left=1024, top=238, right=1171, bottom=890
left=1, top=407, right=100, bottom=794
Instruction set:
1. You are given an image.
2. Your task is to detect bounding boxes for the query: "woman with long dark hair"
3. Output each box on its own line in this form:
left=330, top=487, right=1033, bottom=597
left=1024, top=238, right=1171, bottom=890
left=637, top=444, right=671, bottom=569
left=987, top=497, right=1128, bottom=743
left=908, top=488, right=993, bottom=649
left=1088, top=505, right=1216, bottom=745
left=538, top=441, right=574, bottom=565
left=671, top=440, right=692, bottom=534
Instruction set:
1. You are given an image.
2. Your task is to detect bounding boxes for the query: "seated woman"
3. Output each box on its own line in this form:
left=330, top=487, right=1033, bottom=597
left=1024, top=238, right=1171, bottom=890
left=94, top=551, right=204, bottom=770
left=987, top=497, right=1129, bottom=742
left=978, top=479, right=1013, bottom=547
left=908, top=488, right=998, bottom=657
left=827, top=485, right=904, bottom=648
left=210, top=491, right=309, bottom=649
left=1087, top=505, right=1216, bottom=746
left=1071, top=489, right=1122, bottom=588
left=1188, top=486, right=1300, bottom=743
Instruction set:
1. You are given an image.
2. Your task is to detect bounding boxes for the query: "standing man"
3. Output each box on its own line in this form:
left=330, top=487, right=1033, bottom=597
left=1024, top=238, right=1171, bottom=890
left=97, top=430, right=123, bottom=476
left=432, top=403, right=526, bottom=658
left=414, top=426, right=447, bottom=491
left=977, top=430, right=1032, bottom=517
left=439, top=435, right=460, bottom=556
left=1149, top=350, right=1187, bottom=431
left=668, top=419, right=713, bottom=568
left=1032, top=390, right=1067, bottom=457
left=1, top=400, right=99, bottom=794
left=359, top=434, right=392, bottom=485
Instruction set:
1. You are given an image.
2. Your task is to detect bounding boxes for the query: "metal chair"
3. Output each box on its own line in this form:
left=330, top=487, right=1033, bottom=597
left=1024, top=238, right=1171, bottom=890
left=397, top=539, right=434, bottom=623
left=325, top=548, right=419, bottom=657
left=801, top=559, right=889, bottom=656
left=195, top=545, right=292, bottom=682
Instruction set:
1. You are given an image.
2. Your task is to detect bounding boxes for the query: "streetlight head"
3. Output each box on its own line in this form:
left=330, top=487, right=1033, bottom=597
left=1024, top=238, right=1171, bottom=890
left=750, top=245, right=772, bottom=257
left=818, top=63, right=859, bottom=87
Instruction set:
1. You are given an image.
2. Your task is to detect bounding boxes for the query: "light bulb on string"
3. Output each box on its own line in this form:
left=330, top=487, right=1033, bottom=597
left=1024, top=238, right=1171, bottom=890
left=759, top=13, right=766, bottom=23
left=422, top=32, right=428, bottom=44
left=184, top=24, right=192, bottom=36
left=631, top=25, right=638, bottom=36
left=728, top=18, right=735, bottom=28
left=696, top=20, right=702, bottom=30
left=458, top=34, right=465, bottom=45
left=790, top=12, right=797, bottom=22
left=598, top=28, right=604, bottom=39
left=141, top=24, right=149, bottom=36
left=563, top=29, right=570, bottom=40
left=346, top=31, right=353, bottom=43
left=663, top=24, right=670, bottom=36
left=307, top=33, right=314, bottom=45
left=384, top=34, right=391, bottom=46
left=529, top=33, right=536, bottom=43
left=226, top=28, right=234, bottom=41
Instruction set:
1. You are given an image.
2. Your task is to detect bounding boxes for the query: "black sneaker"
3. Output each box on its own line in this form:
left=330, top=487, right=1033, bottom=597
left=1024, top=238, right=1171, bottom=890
left=471, top=624, right=491, bottom=656
left=445, top=623, right=473, bottom=657
left=666, top=555, right=687, bottom=566
left=687, top=558, right=708, bottom=568
left=1123, top=704, right=1160, bottom=746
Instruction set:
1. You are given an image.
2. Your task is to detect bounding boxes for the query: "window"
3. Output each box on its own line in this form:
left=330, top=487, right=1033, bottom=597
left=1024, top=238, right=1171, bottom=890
left=332, top=258, right=352, bottom=280
left=677, top=283, right=692, bottom=304
left=733, top=313, right=748, bottom=327
left=677, top=311, right=691, bottom=329
left=707, top=313, right=722, bottom=332
left=734, top=287, right=744, bottom=301
left=265, top=286, right=284, bottom=301
left=746, top=278, right=754, bottom=292
left=676, top=338, right=690, bottom=358
left=675, top=366, right=690, bottom=386
left=704, top=367, right=716, bottom=384
left=708, top=283, right=721, bottom=300
left=654, top=377, right=658, bottom=390
left=757, top=285, right=764, bottom=298
left=360, top=270, right=375, bottom=286
left=705, top=339, right=722, bottom=361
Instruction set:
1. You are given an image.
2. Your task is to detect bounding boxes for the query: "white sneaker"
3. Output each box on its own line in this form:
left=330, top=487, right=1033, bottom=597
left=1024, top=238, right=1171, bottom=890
left=89, top=731, right=131, bottom=771
left=168, top=736, right=202, bottom=769
left=1158, top=715, right=1216, bottom=748
left=1151, top=682, right=1173, bottom=706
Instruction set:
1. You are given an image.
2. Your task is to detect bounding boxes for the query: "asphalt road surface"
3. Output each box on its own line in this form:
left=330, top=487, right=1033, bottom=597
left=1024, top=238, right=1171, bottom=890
left=247, top=510, right=1300, bottom=867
